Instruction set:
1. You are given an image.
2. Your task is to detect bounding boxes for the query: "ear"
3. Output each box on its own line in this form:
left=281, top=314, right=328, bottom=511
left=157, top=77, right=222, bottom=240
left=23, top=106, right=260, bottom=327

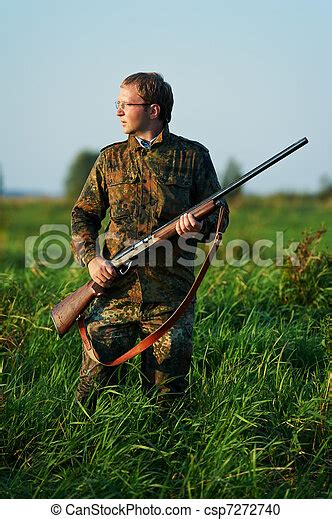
left=149, top=103, right=161, bottom=120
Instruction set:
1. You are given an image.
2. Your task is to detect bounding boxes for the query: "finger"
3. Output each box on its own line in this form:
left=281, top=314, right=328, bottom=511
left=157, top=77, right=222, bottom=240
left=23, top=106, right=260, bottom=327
left=94, top=276, right=109, bottom=287
left=104, top=262, right=117, bottom=278
left=100, top=268, right=111, bottom=280
left=179, top=214, right=187, bottom=234
left=183, top=212, right=194, bottom=232
left=100, top=280, right=112, bottom=288
left=96, top=270, right=109, bottom=282
left=188, top=212, right=202, bottom=231
left=101, top=268, right=115, bottom=280
left=100, top=263, right=116, bottom=278
left=176, top=216, right=183, bottom=235
left=99, top=275, right=114, bottom=288
left=188, top=212, right=199, bottom=229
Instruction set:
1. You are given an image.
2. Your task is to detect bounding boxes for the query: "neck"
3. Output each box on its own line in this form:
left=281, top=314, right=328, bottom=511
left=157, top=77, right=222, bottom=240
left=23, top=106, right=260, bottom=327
left=135, top=121, right=164, bottom=141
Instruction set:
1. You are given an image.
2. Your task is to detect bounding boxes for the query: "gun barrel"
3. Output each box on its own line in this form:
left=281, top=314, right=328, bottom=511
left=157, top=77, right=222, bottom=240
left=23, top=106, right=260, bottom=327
left=215, top=137, right=308, bottom=199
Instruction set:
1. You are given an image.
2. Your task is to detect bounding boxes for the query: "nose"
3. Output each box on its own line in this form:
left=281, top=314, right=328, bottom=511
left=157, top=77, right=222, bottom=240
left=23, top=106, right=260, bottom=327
left=116, top=106, right=124, bottom=116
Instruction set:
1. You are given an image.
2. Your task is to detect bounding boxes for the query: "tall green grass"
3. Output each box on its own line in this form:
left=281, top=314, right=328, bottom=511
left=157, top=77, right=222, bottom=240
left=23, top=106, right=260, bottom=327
left=1, top=196, right=331, bottom=498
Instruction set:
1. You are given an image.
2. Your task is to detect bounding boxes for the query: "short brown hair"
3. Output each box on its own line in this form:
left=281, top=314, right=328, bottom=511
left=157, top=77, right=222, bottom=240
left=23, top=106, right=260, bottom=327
left=121, top=72, right=174, bottom=124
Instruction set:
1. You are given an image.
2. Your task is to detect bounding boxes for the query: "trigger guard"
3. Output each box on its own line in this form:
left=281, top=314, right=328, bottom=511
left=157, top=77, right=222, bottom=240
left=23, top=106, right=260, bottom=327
left=118, top=260, right=132, bottom=275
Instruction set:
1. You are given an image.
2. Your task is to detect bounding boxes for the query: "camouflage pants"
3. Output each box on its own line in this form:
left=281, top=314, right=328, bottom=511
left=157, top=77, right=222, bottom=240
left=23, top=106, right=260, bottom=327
left=76, top=297, right=194, bottom=409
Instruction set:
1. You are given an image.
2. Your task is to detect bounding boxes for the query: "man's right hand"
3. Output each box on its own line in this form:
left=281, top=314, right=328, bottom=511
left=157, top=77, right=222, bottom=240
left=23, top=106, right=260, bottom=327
left=88, top=256, right=117, bottom=288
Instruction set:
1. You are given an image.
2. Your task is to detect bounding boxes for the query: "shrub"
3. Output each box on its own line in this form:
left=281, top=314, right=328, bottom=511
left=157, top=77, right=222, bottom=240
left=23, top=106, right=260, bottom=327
left=278, top=229, right=330, bottom=307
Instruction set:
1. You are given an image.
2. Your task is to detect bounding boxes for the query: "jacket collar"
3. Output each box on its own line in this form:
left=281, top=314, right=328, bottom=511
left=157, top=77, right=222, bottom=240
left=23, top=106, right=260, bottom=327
left=128, top=123, right=170, bottom=149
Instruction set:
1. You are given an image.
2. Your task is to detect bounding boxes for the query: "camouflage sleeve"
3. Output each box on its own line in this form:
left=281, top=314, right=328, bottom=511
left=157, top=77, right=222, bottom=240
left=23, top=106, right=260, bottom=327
left=192, top=150, right=229, bottom=242
left=71, top=154, right=109, bottom=266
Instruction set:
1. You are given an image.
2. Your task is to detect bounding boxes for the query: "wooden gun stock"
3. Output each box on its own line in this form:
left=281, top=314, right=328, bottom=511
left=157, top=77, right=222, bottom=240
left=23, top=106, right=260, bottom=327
left=51, top=280, right=105, bottom=337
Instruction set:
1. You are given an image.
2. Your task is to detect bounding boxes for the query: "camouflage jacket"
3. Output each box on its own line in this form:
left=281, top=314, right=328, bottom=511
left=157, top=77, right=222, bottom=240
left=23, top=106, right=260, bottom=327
left=71, top=124, right=229, bottom=303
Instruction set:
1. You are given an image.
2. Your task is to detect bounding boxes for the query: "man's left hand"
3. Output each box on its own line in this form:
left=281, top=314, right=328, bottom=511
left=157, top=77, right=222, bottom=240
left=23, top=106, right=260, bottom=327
left=175, top=212, right=203, bottom=236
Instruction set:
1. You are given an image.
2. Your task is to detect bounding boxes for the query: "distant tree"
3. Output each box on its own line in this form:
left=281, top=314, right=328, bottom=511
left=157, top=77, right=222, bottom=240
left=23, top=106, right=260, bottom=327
left=318, top=173, right=332, bottom=200
left=221, top=158, right=243, bottom=198
left=65, top=150, right=99, bottom=200
left=0, top=163, right=3, bottom=197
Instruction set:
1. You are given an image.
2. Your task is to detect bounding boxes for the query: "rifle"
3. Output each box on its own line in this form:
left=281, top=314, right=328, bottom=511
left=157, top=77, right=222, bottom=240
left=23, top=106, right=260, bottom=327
left=51, top=137, right=308, bottom=337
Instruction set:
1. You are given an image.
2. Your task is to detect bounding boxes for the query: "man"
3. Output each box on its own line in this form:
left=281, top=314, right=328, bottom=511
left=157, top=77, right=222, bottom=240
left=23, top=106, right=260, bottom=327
left=71, top=72, right=229, bottom=410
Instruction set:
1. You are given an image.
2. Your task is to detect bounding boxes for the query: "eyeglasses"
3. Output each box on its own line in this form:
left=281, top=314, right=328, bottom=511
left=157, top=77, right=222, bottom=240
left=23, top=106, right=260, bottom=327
left=115, top=101, right=150, bottom=111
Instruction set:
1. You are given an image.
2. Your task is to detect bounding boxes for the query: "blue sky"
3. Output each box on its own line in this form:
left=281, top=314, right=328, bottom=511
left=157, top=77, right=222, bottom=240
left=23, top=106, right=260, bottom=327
left=1, top=0, right=331, bottom=194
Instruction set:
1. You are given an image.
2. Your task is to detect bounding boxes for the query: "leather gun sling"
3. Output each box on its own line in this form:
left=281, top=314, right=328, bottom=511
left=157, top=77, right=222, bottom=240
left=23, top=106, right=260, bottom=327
left=78, top=207, right=226, bottom=367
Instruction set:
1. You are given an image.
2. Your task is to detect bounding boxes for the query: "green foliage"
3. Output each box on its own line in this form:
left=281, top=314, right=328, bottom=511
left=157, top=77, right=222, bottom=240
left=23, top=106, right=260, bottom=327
left=221, top=158, right=243, bottom=198
left=65, top=150, right=99, bottom=201
left=278, top=228, right=330, bottom=307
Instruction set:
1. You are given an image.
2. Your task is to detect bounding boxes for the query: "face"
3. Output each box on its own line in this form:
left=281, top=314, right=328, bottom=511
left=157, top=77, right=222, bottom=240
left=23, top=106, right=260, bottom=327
left=116, top=84, right=158, bottom=135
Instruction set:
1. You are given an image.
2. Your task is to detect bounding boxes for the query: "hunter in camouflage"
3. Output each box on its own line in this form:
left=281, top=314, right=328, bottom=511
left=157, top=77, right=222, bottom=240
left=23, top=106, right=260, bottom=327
left=71, top=72, right=229, bottom=410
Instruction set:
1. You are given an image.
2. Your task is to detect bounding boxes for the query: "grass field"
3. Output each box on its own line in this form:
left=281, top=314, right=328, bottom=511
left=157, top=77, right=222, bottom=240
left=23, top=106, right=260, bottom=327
left=1, top=195, right=331, bottom=498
